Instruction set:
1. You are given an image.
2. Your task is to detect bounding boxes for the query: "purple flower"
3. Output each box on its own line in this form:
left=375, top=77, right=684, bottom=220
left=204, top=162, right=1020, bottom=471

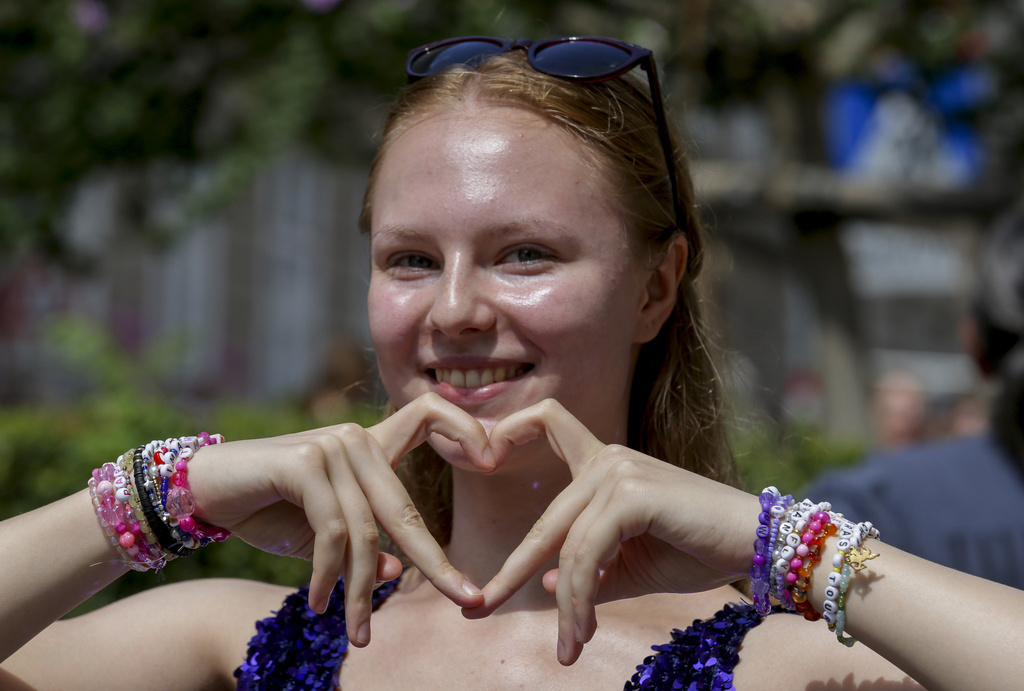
left=71, top=0, right=109, bottom=35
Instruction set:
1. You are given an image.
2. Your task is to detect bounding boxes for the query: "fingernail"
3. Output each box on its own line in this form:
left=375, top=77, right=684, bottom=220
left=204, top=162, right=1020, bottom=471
left=482, top=447, right=496, bottom=471
left=462, top=580, right=482, bottom=598
left=557, top=639, right=566, bottom=663
left=357, top=622, right=371, bottom=646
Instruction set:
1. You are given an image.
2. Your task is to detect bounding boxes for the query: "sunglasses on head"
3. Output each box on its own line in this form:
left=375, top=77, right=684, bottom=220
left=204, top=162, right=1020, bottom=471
left=405, top=36, right=682, bottom=233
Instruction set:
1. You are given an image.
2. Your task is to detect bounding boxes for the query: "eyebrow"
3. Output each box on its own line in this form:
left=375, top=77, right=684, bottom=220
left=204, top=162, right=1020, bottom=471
left=372, top=216, right=583, bottom=242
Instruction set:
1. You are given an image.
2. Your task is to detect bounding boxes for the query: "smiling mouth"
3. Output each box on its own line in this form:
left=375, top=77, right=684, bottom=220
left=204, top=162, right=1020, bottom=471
left=430, top=365, right=532, bottom=389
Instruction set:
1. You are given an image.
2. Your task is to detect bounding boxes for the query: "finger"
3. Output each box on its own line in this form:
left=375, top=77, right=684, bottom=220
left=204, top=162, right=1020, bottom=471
left=329, top=458, right=383, bottom=647
left=369, top=393, right=490, bottom=471
left=300, top=476, right=352, bottom=614
left=485, top=399, right=605, bottom=476
left=542, top=568, right=558, bottom=594
left=348, top=433, right=484, bottom=609
left=555, top=485, right=626, bottom=663
left=376, top=552, right=404, bottom=584
left=469, top=476, right=600, bottom=618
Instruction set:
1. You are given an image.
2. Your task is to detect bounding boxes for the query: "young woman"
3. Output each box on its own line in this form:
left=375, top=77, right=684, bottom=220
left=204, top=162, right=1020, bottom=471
left=2, top=37, right=1021, bottom=690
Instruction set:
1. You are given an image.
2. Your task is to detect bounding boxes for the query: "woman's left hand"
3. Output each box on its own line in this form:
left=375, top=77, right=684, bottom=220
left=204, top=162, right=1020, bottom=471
left=470, top=399, right=759, bottom=665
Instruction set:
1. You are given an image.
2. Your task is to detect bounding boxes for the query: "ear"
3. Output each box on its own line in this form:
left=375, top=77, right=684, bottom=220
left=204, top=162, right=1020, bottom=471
left=634, top=235, right=688, bottom=344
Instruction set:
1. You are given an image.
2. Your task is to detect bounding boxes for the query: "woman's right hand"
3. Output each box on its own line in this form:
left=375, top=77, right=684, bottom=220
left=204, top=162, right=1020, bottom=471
left=185, top=392, right=490, bottom=645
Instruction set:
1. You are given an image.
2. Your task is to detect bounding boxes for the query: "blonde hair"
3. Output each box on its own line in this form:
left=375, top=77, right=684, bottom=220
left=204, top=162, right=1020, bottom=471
left=360, top=49, right=737, bottom=543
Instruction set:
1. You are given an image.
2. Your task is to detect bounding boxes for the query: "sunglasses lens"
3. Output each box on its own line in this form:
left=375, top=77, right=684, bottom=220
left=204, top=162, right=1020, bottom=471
left=409, top=39, right=507, bottom=77
left=531, top=40, right=634, bottom=80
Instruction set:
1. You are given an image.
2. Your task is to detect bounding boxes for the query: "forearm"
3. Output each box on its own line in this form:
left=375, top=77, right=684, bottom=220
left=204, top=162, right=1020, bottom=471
left=0, top=489, right=127, bottom=662
left=809, top=533, right=1022, bottom=691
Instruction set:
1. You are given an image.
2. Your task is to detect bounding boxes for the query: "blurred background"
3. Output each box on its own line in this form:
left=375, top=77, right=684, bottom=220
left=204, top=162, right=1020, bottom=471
left=3, top=0, right=1023, bottom=608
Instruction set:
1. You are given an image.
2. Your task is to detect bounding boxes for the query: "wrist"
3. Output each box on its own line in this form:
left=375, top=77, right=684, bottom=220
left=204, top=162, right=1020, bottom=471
left=749, top=488, right=881, bottom=646
left=86, top=433, right=231, bottom=572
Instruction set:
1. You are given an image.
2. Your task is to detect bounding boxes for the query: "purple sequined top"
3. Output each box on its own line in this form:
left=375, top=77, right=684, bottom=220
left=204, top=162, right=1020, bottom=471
left=235, top=579, right=773, bottom=690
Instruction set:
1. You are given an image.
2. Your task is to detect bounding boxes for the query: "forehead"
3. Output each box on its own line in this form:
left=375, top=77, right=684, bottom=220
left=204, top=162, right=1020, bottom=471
left=369, top=102, right=620, bottom=236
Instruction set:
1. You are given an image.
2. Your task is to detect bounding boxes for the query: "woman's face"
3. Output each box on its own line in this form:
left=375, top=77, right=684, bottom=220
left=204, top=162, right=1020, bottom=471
left=367, top=101, right=654, bottom=466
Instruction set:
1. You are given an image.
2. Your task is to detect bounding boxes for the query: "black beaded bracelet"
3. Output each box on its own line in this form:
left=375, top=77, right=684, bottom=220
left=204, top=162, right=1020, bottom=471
left=132, top=446, right=193, bottom=558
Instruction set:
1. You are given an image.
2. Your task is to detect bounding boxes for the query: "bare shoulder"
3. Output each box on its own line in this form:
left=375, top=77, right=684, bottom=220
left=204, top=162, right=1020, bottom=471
left=3, top=578, right=294, bottom=691
left=142, top=578, right=294, bottom=677
left=734, top=611, right=922, bottom=690
left=613, top=589, right=922, bottom=691
left=600, top=586, right=741, bottom=627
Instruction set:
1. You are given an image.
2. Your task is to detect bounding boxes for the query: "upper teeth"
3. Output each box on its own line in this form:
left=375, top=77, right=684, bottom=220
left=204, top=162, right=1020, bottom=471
left=433, top=366, right=525, bottom=388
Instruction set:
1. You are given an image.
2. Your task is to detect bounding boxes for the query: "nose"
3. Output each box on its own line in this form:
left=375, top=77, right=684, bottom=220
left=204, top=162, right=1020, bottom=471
left=426, top=258, right=496, bottom=337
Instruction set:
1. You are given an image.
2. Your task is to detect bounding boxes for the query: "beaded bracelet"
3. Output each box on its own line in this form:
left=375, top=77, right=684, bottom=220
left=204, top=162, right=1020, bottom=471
left=134, top=445, right=193, bottom=557
left=750, top=487, right=792, bottom=615
left=824, top=520, right=880, bottom=646
left=89, top=434, right=230, bottom=571
left=773, top=499, right=816, bottom=609
left=789, top=507, right=836, bottom=621
left=148, top=434, right=231, bottom=549
left=766, top=498, right=844, bottom=618
left=88, top=449, right=169, bottom=571
left=771, top=516, right=797, bottom=611
left=754, top=490, right=882, bottom=646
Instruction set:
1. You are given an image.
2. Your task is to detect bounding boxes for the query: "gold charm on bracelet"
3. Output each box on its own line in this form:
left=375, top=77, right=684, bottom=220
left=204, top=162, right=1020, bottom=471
left=846, top=545, right=879, bottom=571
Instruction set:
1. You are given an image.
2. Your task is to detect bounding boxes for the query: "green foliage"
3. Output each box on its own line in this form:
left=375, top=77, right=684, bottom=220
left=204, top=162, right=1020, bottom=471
left=731, top=422, right=866, bottom=498
left=0, top=0, right=591, bottom=257
left=0, top=314, right=383, bottom=615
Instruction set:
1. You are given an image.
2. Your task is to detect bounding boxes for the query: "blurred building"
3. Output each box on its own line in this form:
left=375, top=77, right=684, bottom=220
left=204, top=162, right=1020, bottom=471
left=0, top=27, right=1014, bottom=443
left=1, top=151, right=372, bottom=404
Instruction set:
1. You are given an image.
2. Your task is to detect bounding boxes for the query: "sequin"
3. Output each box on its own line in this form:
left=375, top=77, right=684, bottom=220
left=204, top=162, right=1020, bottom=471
left=235, top=578, right=398, bottom=690
left=236, top=580, right=782, bottom=691
left=624, top=602, right=784, bottom=691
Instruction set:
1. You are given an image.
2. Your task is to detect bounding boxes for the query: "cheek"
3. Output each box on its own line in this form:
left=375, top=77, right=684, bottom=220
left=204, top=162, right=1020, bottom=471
left=501, top=275, right=639, bottom=353
left=367, top=284, right=421, bottom=369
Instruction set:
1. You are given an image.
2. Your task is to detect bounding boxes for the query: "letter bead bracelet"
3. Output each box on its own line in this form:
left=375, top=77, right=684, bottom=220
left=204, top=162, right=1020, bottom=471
left=751, top=487, right=880, bottom=645
left=88, top=433, right=231, bottom=571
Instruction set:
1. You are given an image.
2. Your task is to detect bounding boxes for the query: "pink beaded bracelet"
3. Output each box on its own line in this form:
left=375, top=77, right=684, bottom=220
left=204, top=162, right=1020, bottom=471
left=89, top=434, right=231, bottom=571
left=762, top=491, right=881, bottom=647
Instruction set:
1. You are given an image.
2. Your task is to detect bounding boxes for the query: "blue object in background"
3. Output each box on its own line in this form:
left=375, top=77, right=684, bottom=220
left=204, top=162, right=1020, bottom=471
left=824, top=61, right=990, bottom=185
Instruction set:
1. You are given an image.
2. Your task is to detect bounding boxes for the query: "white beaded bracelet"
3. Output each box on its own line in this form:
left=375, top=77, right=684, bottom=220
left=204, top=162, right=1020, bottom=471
left=824, top=519, right=881, bottom=646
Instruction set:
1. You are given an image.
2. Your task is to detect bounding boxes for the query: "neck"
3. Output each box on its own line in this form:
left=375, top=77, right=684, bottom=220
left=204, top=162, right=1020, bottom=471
left=443, top=442, right=572, bottom=610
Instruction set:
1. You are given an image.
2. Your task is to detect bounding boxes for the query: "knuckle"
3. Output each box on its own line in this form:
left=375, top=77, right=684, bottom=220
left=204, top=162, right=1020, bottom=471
left=420, top=391, right=444, bottom=410
left=349, top=591, right=373, bottom=611
left=334, top=422, right=364, bottom=443
left=525, top=517, right=548, bottom=544
left=609, top=472, right=646, bottom=501
left=321, top=517, right=349, bottom=543
left=608, top=455, right=643, bottom=479
left=436, top=559, right=459, bottom=579
left=292, top=440, right=328, bottom=467
left=567, top=538, right=593, bottom=564
left=537, top=398, right=563, bottom=415
left=356, top=520, right=383, bottom=547
left=396, top=502, right=425, bottom=531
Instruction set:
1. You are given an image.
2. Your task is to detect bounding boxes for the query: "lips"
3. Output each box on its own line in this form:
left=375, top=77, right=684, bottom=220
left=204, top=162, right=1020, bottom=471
left=431, top=364, right=531, bottom=389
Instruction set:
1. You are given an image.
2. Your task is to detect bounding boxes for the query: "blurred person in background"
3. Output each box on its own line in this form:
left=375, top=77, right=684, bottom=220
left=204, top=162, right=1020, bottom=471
left=870, top=369, right=929, bottom=451
left=806, top=207, right=1024, bottom=589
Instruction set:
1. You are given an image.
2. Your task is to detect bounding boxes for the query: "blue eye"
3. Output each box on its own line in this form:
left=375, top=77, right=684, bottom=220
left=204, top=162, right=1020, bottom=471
left=502, top=246, right=551, bottom=264
left=394, top=254, right=437, bottom=270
